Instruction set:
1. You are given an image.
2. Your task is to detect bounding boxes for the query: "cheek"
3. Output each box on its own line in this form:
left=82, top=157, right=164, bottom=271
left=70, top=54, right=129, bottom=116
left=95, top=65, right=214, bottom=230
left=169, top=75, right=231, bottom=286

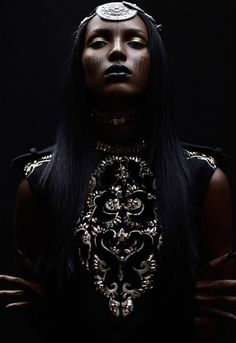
left=82, top=55, right=104, bottom=81
left=133, top=56, right=150, bottom=82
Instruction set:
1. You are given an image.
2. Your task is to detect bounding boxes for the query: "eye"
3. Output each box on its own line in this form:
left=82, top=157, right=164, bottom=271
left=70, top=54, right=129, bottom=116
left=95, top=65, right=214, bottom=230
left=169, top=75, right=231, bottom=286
left=88, top=38, right=107, bottom=49
left=128, top=39, right=147, bottom=49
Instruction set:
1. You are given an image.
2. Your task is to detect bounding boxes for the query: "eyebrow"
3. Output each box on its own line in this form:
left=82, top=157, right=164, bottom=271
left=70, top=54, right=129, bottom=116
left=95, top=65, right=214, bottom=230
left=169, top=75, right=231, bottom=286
left=87, top=28, right=148, bottom=38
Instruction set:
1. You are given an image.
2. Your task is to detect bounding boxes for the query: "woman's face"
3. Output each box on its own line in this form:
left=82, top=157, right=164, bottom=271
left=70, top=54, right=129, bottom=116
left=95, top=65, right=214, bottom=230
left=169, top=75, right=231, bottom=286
left=82, top=15, right=150, bottom=101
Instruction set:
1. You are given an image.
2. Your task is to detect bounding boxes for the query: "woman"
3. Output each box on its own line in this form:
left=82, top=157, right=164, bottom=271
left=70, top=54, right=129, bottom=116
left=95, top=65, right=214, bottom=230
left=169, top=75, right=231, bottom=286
left=0, top=2, right=235, bottom=342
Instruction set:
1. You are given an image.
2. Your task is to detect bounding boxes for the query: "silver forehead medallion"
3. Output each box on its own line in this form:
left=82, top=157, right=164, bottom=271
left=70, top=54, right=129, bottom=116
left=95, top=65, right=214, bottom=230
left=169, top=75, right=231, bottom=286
left=96, top=2, right=137, bottom=21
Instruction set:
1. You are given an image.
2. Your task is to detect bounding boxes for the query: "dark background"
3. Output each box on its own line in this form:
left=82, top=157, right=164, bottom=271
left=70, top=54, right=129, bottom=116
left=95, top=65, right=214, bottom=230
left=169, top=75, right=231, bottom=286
left=1, top=0, right=236, bottom=341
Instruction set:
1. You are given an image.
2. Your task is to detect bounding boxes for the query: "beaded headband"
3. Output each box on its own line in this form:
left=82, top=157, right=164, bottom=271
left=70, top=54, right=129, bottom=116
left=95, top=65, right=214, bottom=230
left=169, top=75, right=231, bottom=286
left=78, top=2, right=163, bottom=32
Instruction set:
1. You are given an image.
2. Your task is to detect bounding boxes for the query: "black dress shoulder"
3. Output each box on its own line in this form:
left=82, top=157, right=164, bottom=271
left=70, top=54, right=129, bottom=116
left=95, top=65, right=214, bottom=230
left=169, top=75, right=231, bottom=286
left=11, top=141, right=226, bottom=198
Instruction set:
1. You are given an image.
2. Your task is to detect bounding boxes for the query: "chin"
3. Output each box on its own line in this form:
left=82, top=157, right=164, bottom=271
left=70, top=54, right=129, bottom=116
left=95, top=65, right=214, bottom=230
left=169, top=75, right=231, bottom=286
left=100, top=84, right=144, bottom=98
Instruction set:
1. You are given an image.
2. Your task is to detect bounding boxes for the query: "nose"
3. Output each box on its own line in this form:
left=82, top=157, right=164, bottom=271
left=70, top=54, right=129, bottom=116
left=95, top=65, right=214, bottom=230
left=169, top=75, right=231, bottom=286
left=108, top=38, right=127, bottom=62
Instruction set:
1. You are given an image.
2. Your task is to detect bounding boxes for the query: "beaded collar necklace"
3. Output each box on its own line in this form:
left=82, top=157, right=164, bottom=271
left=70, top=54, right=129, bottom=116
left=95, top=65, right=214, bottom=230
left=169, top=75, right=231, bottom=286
left=91, top=109, right=140, bottom=126
left=96, top=139, right=147, bottom=154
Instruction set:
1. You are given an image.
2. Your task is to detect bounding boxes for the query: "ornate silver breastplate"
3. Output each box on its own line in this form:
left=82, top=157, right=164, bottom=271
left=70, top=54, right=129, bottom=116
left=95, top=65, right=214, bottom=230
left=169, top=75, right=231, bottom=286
left=74, top=155, right=162, bottom=317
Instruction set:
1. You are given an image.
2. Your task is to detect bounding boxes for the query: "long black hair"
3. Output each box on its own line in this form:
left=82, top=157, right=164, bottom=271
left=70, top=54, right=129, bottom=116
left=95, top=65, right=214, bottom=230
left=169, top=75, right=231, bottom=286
left=37, top=12, right=198, bottom=293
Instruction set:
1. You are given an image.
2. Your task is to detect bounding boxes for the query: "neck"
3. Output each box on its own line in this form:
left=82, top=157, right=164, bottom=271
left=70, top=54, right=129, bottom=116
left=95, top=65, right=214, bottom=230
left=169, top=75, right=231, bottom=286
left=89, top=92, right=146, bottom=113
left=90, top=108, right=146, bottom=144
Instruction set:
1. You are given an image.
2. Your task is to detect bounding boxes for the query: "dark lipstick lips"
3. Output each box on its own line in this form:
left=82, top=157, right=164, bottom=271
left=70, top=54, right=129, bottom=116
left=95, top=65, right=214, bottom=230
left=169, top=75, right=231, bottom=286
left=104, top=64, right=131, bottom=78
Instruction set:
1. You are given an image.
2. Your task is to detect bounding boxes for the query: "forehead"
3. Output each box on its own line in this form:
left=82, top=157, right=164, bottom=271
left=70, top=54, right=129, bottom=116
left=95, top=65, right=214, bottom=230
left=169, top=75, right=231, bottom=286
left=85, top=15, right=148, bottom=37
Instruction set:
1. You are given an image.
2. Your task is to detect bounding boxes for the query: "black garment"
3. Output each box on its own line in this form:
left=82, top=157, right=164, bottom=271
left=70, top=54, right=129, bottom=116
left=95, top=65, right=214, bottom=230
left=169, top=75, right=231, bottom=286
left=11, top=142, right=224, bottom=342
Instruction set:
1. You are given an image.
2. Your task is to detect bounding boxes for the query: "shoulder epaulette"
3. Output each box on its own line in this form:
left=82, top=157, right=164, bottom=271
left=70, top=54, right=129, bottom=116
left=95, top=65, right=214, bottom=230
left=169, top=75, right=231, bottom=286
left=184, top=149, right=217, bottom=169
left=24, top=154, right=52, bottom=178
left=181, top=142, right=227, bottom=169
left=11, top=145, right=54, bottom=170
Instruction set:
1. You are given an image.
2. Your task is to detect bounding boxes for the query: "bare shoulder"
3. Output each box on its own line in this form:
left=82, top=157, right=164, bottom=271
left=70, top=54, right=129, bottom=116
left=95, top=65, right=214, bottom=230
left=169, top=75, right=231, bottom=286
left=15, top=179, right=43, bottom=260
left=200, top=167, right=232, bottom=264
left=16, top=178, right=38, bottom=213
left=16, top=178, right=34, bottom=201
left=205, top=168, right=231, bottom=207
left=207, top=167, right=230, bottom=191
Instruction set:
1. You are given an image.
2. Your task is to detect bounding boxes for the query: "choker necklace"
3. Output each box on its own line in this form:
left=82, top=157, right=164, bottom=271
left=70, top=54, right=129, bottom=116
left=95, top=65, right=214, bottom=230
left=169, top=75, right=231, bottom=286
left=91, top=110, right=139, bottom=126
left=96, top=139, right=147, bottom=154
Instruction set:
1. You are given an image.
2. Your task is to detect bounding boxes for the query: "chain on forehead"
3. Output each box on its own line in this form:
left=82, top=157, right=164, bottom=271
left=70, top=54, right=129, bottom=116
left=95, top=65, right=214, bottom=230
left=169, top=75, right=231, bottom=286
left=77, top=2, right=163, bottom=33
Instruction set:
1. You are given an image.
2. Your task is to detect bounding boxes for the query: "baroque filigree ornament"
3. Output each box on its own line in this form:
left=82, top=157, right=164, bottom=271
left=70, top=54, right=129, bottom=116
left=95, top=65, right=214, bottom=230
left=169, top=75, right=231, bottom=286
left=77, top=2, right=163, bottom=32
left=74, top=155, right=162, bottom=317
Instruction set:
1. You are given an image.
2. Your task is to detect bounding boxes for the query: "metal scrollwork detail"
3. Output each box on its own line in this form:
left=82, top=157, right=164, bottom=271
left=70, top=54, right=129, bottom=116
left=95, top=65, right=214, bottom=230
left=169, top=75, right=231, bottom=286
left=185, top=149, right=216, bottom=169
left=74, top=155, right=162, bottom=317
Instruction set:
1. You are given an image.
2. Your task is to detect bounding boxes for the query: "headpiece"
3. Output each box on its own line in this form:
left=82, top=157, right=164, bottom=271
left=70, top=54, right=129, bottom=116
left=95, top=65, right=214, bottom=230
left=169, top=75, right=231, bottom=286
left=78, top=2, right=163, bottom=32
